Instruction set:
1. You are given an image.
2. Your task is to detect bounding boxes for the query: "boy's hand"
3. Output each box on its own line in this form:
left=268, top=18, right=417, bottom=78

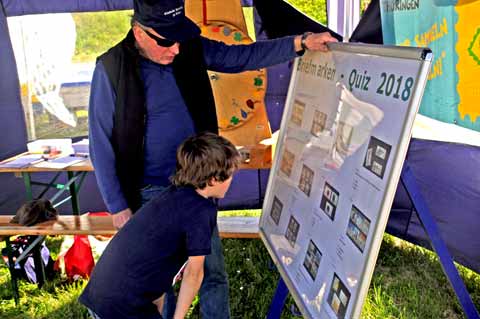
left=112, top=208, right=132, bottom=229
left=152, top=294, right=165, bottom=314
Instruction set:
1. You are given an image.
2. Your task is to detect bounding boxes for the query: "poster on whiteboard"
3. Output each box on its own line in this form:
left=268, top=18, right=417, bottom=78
left=259, top=43, right=432, bottom=319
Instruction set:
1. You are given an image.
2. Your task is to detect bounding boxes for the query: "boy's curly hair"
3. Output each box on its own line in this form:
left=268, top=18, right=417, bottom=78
left=171, top=132, right=240, bottom=189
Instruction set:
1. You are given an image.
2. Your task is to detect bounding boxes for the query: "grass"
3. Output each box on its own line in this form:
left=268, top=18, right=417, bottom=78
left=284, top=0, right=328, bottom=24
left=1, top=215, right=479, bottom=319
left=71, top=11, right=132, bottom=63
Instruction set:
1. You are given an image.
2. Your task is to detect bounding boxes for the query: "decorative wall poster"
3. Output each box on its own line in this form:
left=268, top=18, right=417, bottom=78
left=380, top=0, right=480, bottom=132
left=200, top=22, right=270, bottom=146
left=260, top=43, right=432, bottom=318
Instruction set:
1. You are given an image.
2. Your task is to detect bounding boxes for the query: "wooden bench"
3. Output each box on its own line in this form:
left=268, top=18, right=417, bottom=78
left=0, top=215, right=260, bottom=238
left=0, top=214, right=259, bottom=305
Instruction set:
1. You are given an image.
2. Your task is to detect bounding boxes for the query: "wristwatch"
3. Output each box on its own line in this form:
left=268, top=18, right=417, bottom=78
left=301, top=32, right=312, bottom=51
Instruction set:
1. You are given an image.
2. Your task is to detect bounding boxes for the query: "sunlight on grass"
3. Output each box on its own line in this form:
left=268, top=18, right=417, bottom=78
left=218, top=209, right=261, bottom=217
left=1, top=234, right=479, bottom=318
left=284, top=0, right=327, bottom=24
left=72, top=10, right=132, bottom=63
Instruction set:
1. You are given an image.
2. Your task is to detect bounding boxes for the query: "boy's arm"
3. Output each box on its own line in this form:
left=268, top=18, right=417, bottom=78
left=173, top=256, right=205, bottom=319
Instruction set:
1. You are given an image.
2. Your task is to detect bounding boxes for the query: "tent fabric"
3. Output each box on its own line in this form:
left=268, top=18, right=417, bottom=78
left=2, top=0, right=132, bottom=16
left=0, top=4, right=27, bottom=214
left=388, top=139, right=480, bottom=273
left=253, top=0, right=342, bottom=40
left=0, top=2, right=27, bottom=158
left=350, top=0, right=382, bottom=44
left=0, top=1, right=31, bottom=215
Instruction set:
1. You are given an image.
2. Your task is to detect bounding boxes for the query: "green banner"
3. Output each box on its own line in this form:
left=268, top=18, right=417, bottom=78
left=380, top=0, right=480, bottom=132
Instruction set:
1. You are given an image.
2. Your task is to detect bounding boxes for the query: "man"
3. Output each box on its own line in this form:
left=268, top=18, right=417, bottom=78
left=88, top=0, right=337, bottom=317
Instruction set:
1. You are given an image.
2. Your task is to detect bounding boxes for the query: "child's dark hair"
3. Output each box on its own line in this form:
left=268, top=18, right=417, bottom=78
left=171, top=132, right=240, bottom=189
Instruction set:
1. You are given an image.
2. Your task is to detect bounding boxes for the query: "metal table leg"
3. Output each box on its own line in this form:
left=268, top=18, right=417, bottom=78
left=5, top=237, right=19, bottom=305
left=67, top=171, right=80, bottom=215
left=22, top=172, right=33, bottom=200
left=31, top=241, right=46, bottom=288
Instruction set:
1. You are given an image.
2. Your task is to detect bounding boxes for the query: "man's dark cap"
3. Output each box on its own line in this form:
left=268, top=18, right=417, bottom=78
left=133, top=0, right=200, bottom=42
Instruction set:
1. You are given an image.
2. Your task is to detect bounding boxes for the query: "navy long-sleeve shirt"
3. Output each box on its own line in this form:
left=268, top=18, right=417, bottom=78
left=89, top=36, right=298, bottom=213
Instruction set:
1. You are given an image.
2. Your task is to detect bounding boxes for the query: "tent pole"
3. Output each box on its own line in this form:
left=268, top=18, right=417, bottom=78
left=19, top=19, right=36, bottom=140
left=344, top=0, right=352, bottom=41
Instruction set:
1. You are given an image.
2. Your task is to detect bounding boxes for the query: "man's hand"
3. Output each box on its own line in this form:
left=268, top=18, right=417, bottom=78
left=294, top=32, right=338, bottom=53
left=112, top=208, right=133, bottom=229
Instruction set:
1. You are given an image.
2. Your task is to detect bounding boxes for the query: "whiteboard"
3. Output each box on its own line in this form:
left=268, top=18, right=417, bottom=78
left=259, top=43, right=432, bottom=319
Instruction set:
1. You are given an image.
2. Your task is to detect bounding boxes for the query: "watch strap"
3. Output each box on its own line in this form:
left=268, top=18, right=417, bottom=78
left=301, top=32, right=312, bottom=51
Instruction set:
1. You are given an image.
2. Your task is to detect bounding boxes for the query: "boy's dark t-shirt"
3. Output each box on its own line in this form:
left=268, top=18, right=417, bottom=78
left=79, top=186, right=217, bottom=319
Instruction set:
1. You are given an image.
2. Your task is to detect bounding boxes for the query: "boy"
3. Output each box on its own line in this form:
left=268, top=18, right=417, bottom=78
left=79, top=132, right=240, bottom=319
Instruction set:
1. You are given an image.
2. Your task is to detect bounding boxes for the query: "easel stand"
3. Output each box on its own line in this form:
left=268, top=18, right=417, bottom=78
left=266, top=165, right=480, bottom=319
left=266, top=278, right=289, bottom=319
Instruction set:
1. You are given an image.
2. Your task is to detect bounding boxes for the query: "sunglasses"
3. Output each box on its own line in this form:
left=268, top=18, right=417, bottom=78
left=143, top=29, right=177, bottom=47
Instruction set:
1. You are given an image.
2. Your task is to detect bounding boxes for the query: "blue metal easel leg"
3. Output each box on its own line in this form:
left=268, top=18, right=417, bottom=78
left=401, top=165, right=480, bottom=319
left=266, top=278, right=289, bottom=319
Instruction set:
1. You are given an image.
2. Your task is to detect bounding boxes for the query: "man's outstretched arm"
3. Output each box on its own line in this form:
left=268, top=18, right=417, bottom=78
left=202, top=31, right=338, bottom=73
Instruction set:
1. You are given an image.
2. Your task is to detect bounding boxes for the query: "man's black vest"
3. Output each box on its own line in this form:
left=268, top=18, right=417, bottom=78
left=98, top=30, right=218, bottom=212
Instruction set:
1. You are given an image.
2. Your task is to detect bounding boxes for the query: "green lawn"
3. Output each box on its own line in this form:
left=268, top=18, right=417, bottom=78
left=1, top=226, right=479, bottom=318
left=72, top=10, right=132, bottom=63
